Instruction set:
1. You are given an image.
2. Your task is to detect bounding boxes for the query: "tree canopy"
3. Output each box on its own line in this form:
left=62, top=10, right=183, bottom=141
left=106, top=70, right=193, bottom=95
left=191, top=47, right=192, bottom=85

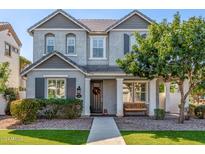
left=0, top=62, right=10, bottom=93
left=20, top=56, right=31, bottom=71
left=117, top=13, right=205, bottom=123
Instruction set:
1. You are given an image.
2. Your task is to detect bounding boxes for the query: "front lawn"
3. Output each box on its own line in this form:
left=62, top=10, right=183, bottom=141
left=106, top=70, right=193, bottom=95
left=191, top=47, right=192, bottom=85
left=121, top=131, right=205, bottom=145
left=0, top=130, right=89, bottom=145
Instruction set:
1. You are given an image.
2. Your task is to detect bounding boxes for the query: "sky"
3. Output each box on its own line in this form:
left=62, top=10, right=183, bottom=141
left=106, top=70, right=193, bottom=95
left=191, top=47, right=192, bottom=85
left=0, top=9, right=204, bottom=62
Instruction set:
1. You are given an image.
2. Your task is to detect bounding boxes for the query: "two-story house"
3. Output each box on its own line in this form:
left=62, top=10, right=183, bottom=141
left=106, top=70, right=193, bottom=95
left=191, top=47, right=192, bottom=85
left=22, top=9, right=187, bottom=116
left=0, top=22, right=22, bottom=88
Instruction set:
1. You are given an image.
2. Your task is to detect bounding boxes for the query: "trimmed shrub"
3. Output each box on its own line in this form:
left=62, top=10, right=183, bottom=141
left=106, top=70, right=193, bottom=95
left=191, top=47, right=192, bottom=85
left=189, top=103, right=197, bottom=116
left=37, top=98, right=83, bottom=119
left=194, top=105, right=205, bottom=119
left=4, top=88, right=19, bottom=115
left=10, top=98, right=83, bottom=123
left=154, top=108, right=165, bottom=120
left=10, top=99, right=40, bottom=124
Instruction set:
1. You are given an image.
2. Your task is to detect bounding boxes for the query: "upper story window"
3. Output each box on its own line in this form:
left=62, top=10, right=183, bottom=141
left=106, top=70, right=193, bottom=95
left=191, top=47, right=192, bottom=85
left=5, top=42, right=11, bottom=57
left=90, top=36, right=106, bottom=59
left=130, top=34, right=136, bottom=51
left=12, top=46, right=19, bottom=54
left=66, top=34, right=76, bottom=55
left=124, top=32, right=147, bottom=54
left=45, top=33, right=55, bottom=53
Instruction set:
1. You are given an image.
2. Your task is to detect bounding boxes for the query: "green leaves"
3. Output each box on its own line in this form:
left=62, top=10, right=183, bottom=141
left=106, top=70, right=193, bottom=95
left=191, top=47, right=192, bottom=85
left=117, top=13, right=205, bottom=85
left=0, top=62, right=10, bottom=93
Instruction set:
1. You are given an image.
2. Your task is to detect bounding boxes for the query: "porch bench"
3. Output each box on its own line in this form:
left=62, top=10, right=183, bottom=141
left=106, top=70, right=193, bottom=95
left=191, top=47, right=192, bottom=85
left=123, top=102, right=148, bottom=116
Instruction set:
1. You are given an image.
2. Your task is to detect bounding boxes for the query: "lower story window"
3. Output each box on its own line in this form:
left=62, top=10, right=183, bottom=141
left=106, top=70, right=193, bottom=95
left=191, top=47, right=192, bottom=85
left=47, top=78, right=65, bottom=98
left=123, top=81, right=147, bottom=103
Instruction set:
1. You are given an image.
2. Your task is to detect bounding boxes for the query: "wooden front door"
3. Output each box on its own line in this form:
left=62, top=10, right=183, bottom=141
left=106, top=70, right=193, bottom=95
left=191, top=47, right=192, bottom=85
left=90, top=80, right=103, bottom=114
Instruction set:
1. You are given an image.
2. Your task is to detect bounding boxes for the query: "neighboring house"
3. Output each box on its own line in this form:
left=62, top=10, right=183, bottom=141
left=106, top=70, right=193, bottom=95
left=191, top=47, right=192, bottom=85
left=21, top=9, right=189, bottom=116
left=0, top=22, right=22, bottom=89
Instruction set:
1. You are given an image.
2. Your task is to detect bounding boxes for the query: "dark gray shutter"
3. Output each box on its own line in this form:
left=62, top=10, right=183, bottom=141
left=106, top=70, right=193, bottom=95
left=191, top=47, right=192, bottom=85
left=35, top=78, right=45, bottom=98
left=141, top=33, right=147, bottom=38
left=124, top=34, right=130, bottom=54
left=66, top=78, right=76, bottom=99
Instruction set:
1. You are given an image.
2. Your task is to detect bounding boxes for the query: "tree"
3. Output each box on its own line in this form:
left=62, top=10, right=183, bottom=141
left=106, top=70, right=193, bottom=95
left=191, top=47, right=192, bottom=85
left=0, top=62, right=10, bottom=93
left=191, top=81, right=205, bottom=103
left=20, top=56, right=31, bottom=71
left=117, top=13, right=205, bottom=123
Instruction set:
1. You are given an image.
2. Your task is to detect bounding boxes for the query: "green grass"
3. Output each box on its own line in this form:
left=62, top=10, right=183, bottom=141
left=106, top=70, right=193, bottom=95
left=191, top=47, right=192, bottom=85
left=0, top=130, right=89, bottom=145
left=121, top=131, right=205, bottom=145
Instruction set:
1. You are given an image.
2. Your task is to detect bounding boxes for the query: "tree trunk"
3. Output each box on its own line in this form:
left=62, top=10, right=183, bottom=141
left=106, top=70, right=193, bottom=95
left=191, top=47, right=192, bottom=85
left=178, top=83, right=185, bottom=123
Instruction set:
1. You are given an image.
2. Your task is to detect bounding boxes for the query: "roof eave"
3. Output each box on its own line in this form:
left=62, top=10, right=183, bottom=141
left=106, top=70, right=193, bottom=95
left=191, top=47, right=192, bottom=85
left=27, top=9, right=91, bottom=35
left=21, top=51, right=88, bottom=76
left=105, top=10, right=155, bottom=32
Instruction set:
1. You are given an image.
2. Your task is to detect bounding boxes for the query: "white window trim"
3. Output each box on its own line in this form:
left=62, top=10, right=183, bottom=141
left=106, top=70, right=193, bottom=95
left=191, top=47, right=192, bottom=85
left=129, top=34, right=135, bottom=52
left=46, top=36, right=55, bottom=54
left=47, top=78, right=66, bottom=99
left=66, top=35, right=76, bottom=55
left=89, top=36, right=106, bottom=60
left=65, top=54, right=77, bottom=57
left=123, top=81, right=148, bottom=103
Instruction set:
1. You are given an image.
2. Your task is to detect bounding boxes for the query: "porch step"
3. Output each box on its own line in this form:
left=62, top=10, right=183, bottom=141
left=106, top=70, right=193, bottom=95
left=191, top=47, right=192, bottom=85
left=87, top=117, right=125, bottom=145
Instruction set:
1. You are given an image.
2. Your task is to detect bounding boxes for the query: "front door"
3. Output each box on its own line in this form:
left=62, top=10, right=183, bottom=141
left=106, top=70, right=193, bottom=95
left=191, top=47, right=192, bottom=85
left=90, top=80, right=103, bottom=114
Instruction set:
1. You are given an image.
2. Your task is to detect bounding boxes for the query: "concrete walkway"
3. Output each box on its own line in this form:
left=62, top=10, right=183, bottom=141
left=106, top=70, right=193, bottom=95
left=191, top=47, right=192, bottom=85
left=87, top=117, right=126, bottom=145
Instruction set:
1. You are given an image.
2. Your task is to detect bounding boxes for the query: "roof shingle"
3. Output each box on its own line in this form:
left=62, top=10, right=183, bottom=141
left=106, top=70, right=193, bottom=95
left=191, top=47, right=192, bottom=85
left=79, top=19, right=118, bottom=32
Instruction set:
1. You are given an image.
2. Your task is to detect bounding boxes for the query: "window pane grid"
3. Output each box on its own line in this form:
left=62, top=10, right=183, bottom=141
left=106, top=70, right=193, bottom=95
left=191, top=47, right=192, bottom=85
left=5, top=43, right=11, bottom=56
left=123, top=82, right=147, bottom=103
left=46, top=35, right=55, bottom=53
left=67, top=36, right=75, bottom=54
left=92, top=38, right=104, bottom=58
left=48, top=79, right=65, bottom=99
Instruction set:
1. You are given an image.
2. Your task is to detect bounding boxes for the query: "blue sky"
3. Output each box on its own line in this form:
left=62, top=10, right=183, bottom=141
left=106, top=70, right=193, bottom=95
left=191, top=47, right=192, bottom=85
left=0, top=9, right=204, bottom=62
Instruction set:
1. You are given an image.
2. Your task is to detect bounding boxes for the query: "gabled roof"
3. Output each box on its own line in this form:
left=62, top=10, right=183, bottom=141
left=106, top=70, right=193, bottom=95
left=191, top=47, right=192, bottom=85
left=28, top=9, right=154, bottom=34
left=21, top=51, right=87, bottom=76
left=21, top=51, right=126, bottom=76
left=28, top=9, right=91, bottom=34
left=106, top=10, right=154, bottom=32
left=79, top=19, right=118, bottom=32
left=0, top=22, right=22, bottom=47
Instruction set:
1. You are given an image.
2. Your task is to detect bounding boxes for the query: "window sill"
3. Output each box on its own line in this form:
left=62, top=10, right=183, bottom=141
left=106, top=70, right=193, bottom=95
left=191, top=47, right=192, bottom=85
left=65, top=54, right=77, bottom=57
left=89, top=57, right=107, bottom=60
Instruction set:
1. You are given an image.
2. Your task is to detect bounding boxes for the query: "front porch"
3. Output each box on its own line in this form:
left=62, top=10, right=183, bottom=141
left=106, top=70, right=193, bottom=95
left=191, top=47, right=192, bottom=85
left=84, top=77, right=158, bottom=116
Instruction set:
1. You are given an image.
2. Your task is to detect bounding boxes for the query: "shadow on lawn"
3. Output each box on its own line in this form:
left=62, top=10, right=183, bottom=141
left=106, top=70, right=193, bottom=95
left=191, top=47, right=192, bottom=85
left=9, top=130, right=89, bottom=145
left=123, top=131, right=205, bottom=144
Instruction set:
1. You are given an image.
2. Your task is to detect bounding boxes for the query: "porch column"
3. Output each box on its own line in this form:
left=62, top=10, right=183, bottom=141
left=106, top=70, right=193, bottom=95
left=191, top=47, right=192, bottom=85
left=84, top=78, right=91, bottom=116
left=149, top=78, right=157, bottom=116
left=165, top=82, right=170, bottom=112
left=116, top=78, right=123, bottom=116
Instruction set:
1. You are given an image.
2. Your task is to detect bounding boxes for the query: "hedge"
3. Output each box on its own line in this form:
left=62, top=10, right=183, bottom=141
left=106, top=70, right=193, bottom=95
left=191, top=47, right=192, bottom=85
left=10, top=99, right=40, bottom=124
left=10, top=98, right=83, bottom=124
left=189, top=103, right=205, bottom=119
left=154, top=108, right=165, bottom=120
left=194, top=105, right=205, bottom=119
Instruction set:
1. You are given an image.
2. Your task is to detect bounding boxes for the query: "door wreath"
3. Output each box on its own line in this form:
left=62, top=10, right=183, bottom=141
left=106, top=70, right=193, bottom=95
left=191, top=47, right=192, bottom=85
left=92, top=87, right=101, bottom=95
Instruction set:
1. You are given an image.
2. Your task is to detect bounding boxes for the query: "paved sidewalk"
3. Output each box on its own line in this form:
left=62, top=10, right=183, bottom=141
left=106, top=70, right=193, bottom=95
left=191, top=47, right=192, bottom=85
left=87, top=117, right=125, bottom=145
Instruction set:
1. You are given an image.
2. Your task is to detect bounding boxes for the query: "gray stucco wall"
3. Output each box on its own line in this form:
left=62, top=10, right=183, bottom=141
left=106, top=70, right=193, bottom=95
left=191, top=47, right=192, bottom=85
left=103, top=79, right=117, bottom=114
left=109, top=31, right=147, bottom=65
left=33, top=30, right=87, bottom=65
left=26, top=70, right=86, bottom=115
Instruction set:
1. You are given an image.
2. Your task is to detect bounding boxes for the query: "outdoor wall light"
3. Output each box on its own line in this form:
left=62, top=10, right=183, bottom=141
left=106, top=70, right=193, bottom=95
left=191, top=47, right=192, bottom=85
left=76, top=86, right=82, bottom=98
